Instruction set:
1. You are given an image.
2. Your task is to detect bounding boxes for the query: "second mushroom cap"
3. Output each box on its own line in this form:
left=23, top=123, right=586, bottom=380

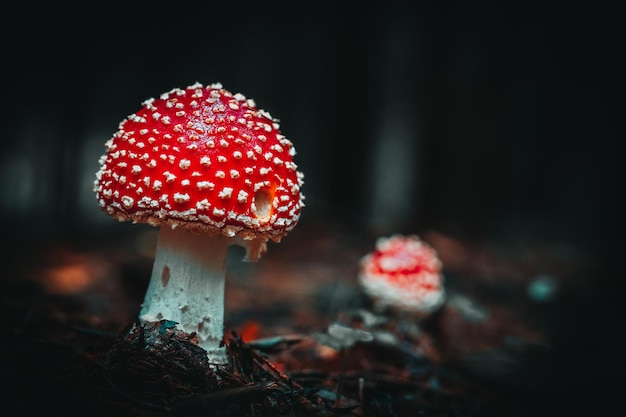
left=359, top=234, right=445, bottom=316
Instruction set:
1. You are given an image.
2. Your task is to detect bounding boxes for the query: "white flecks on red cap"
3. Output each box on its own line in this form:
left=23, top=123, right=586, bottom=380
left=94, top=82, right=305, bottom=243
left=359, top=234, right=445, bottom=314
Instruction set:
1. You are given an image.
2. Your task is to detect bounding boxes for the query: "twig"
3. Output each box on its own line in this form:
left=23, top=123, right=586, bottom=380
left=252, top=349, right=304, bottom=390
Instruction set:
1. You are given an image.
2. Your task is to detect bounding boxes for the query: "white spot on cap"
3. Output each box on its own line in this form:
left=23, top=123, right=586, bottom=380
left=218, top=187, right=233, bottom=199
left=196, top=199, right=210, bottom=210
left=237, top=190, right=249, bottom=203
left=179, top=159, right=191, bottom=170
left=138, top=196, right=152, bottom=207
left=121, top=196, right=134, bottom=208
left=173, top=193, right=190, bottom=203
left=164, top=171, right=176, bottom=183
left=197, top=181, right=214, bottom=190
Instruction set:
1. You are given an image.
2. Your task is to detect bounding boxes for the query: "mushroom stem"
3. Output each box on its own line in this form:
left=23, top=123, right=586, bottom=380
left=139, top=225, right=229, bottom=364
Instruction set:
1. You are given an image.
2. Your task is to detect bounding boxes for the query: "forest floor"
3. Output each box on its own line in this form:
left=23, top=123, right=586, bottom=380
left=1, top=218, right=621, bottom=416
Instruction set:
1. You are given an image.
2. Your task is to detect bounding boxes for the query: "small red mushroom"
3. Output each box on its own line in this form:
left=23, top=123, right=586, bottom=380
left=94, top=82, right=304, bottom=364
left=358, top=234, right=445, bottom=317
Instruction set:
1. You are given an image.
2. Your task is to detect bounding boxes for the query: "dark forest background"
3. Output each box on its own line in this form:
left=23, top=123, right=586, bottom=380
left=2, top=2, right=619, bottom=257
left=1, top=2, right=622, bottom=412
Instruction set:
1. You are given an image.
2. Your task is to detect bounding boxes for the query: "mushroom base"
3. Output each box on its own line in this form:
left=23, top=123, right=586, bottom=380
left=139, top=225, right=229, bottom=365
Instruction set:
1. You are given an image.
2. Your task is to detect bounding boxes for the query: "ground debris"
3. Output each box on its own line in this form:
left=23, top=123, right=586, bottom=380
left=97, top=321, right=494, bottom=417
left=4, top=230, right=562, bottom=417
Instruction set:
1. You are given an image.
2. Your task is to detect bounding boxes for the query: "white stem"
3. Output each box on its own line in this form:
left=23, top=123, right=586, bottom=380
left=139, top=226, right=229, bottom=364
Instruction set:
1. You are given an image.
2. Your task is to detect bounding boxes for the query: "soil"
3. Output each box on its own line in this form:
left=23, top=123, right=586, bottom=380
left=1, top=218, right=621, bottom=416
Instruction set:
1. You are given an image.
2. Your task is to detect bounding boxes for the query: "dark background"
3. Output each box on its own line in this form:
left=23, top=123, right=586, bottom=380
left=1, top=1, right=622, bottom=414
left=2, top=2, right=620, bottom=248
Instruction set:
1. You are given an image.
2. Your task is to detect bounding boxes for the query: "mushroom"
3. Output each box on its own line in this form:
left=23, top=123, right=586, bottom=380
left=358, top=234, right=445, bottom=317
left=94, top=82, right=305, bottom=364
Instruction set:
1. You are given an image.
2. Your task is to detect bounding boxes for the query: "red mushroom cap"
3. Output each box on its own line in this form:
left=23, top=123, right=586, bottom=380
left=358, top=234, right=445, bottom=314
left=94, top=82, right=304, bottom=244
